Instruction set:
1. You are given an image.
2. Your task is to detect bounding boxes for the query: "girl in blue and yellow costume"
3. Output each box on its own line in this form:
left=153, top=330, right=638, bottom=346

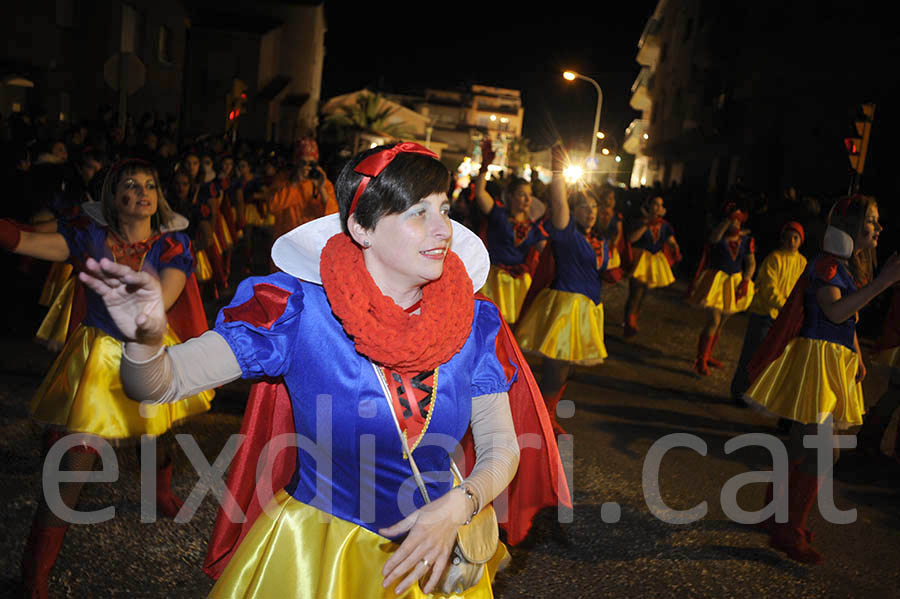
left=474, top=140, right=547, bottom=324
left=687, top=203, right=756, bottom=375
left=1, top=158, right=214, bottom=599
left=593, top=187, right=627, bottom=285
left=516, top=144, right=609, bottom=434
left=83, top=143, right=570, bottom=598
left=744, top=194, right=900, bottom=565
left=623, top=194, right=681, bottom=338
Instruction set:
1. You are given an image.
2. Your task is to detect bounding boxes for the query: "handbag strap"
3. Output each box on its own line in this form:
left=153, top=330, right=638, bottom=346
left=371, top=362, right=465, bottom=505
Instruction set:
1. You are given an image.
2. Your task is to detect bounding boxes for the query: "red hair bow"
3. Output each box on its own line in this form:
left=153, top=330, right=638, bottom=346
left=350, top=142, right=439, bottom=216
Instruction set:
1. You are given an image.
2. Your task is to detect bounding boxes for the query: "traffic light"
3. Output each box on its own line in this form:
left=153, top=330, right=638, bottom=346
left=845, top=103, right=875, bottom=174
left=225, top=78, right=248, bottom=132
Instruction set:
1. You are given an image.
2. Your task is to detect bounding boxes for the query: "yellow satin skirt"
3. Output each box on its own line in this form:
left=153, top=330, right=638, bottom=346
left=629, top=248, right=674, bottom=288
left=745, top=337, right=864, bottom=428
left=195, top=249, right=213, bottom=283
left=607, top=248, right=621, bottom=271
left=30, top=325, right=214, bottom=440
left=39, top=262, right=73, bottom=306
left=515, top=288, right=606, bottom=365
left=36, top=275, right=75, bottom=347
left=211, top=489, right=508, bottom=599
left=244, top=204, right=275, bottom=227
left=688, top=270, right=755, bottom=314
left=479, top=266, right=532, bottom=324
left=217, top=213, right=234, bottom=250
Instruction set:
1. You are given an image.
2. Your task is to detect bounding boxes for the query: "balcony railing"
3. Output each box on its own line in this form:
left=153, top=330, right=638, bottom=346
left=623, top=118, right=648, bottom=155
left=629, top=67, right=652, bottom=111
left=636, top=16, right=662, bottom=67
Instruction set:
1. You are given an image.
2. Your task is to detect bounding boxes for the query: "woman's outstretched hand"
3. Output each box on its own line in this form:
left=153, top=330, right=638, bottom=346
left=79, top=257, right=167, bottom=346
left=379, top=487, right=470, bottom=595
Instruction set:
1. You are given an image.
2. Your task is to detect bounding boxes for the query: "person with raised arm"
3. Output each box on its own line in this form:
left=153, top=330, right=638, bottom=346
left=515, top=143, right=609, bottom=434
left=473, top=139, right=547, bottom=324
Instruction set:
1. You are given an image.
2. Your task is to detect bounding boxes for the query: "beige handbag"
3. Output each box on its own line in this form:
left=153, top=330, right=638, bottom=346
left=372, top=363, right=501, bottom=595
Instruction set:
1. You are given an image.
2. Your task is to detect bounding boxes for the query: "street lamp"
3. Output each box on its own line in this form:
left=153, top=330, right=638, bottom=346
left=562, top=70, right=604, bottom=163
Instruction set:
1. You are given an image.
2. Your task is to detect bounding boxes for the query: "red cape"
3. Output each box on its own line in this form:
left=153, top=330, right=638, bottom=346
left=202, top=296, right=572, bottom=579
left=745, top=273, right=809, bottom=385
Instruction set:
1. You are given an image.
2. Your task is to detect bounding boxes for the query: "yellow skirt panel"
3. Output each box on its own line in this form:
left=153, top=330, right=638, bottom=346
left=211, top=489, right=508, bottom=599
left=515, top=288, right=606, bottom=366
left=244, top=204, right=275, bottom=227
left=39, top=262, right=74, bottom=306
left=607, top=248, right=621, bottom=271
left=745, top=337, right=864, bottom=427
left=35, top=275, right=75, bottom=347
left=218, top=213, right=234, bottom=249
left=478, top=266, right=532, bottom=324
left=195, top=249, right=213, bottom=283
left=629, top=249, right=675, bottom=288
left=30, top=325, right=214, bottom=440
left=688, top=270, right=755, bottom=314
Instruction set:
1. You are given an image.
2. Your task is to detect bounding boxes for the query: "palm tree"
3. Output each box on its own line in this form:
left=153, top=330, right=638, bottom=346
left=322, top=91, right=413, bottom=140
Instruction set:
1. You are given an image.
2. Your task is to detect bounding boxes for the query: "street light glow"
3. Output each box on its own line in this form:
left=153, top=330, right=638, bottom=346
left=564, top=164, right=584, bottom=183
left=596, top=131, right=605, bottom=139
left=563, top=71, right=576, bottom=81
left=601, top=148, right=610, bottom=155
left=615, top=155, right=622, bottom=163
left=490, top=114, right=497, bottom=121
left=642, top=133, right=649, bottom=140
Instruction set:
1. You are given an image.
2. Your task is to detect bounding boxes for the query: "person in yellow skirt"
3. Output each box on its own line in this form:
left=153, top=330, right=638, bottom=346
left=516, top=145, right=609, bottom=433
left=473, top=140, right=547, bottom=324
left=82, top=143, right=572, bottom=598
left=1, top=159, right=214, bottom=598
left=744, top=194, right=900, bottom=565
left=687, top=203, right=756, bottom=375
left=623, top=195, right=681, bottom=338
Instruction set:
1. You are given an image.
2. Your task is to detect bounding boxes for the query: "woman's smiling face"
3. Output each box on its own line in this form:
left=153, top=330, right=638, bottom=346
left=116, top=171, right=158, bottom=220
left=358, top=192, right=453, bottom=292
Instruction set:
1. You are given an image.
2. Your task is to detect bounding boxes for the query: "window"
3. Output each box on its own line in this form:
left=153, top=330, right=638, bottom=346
left=158, top=26, right=174, bottom=65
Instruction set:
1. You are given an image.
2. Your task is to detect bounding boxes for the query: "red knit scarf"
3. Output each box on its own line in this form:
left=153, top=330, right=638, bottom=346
left=319, top=233, right=475, bottom=373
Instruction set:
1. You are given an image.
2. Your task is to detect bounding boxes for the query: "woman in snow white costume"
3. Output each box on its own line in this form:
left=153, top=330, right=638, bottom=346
left=1, top=158, right=213, bottom=598
left=515, top=144, right=610, bottom=434
left=82, top=143, right=570, bottom=598
left=687, top=203, right=756, bottom=375
left=473, top=139, right=547, bottom=324
left=745, top=194, right=900, bottom=565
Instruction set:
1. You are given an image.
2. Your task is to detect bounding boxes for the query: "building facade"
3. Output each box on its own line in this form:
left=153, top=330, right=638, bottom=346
left=624, top=0, right=887, bottom=199
left=2, top=0, right=188, bottom=133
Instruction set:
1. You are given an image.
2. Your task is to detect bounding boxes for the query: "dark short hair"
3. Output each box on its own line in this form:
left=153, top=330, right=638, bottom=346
left=101, top=160, right=172, bottom=235
left=504, top=177, right=530, bottom=198
left=335, top=144, right=450, bottom=233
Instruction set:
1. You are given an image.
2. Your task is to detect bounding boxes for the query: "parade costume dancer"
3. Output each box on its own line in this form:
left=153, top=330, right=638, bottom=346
left=86, top=143, right=570, bottom=598
left=687, top=204, right=756, bottom=375
left=730, top=221, right=806, bottom=406
left=473, top=140, right=547, bottom=324
left=516, top=145, right=609, bottom=434
left=623, top=195, right=681, bottom=338
left=593, top=188, right=628, bottom=285
left=745, top=195, right=900, bottom=565
left=2, top=160, right=214, bottom=598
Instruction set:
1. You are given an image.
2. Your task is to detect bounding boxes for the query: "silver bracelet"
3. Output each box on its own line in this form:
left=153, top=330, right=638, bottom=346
left=458, top=483, right=479, bottom=525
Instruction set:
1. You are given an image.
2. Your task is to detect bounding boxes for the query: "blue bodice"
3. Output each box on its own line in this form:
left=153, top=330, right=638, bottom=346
left=214, top=274, right=514, bottom=536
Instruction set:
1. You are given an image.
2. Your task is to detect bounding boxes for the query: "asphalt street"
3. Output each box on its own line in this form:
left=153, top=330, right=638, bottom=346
left=1, top=267, right=898, bottom=598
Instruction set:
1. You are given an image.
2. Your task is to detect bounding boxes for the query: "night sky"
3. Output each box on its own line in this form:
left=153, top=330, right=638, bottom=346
left=321, top=2, right=659, bottom=151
